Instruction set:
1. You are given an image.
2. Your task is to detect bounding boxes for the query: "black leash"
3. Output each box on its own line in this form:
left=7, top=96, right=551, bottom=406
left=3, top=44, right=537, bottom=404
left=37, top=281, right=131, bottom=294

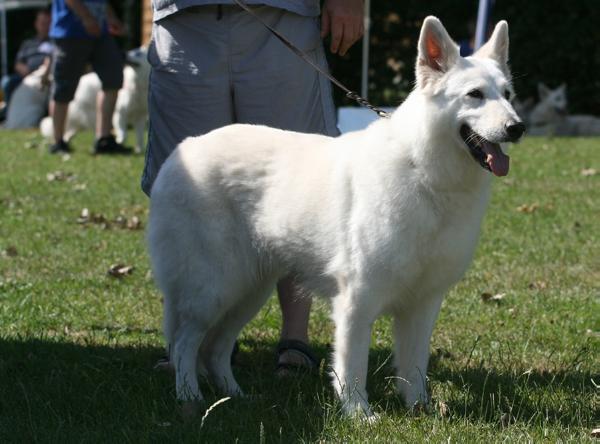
left=231, top=0, right=390, bottom=119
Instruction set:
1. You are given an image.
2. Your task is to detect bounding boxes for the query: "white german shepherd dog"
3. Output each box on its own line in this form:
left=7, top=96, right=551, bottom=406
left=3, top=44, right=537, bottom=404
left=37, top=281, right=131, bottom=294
left=148, top=17, right=524, bottom=418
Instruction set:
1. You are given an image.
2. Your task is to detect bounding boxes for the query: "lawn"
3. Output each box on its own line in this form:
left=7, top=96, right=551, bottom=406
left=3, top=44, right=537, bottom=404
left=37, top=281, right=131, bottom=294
left=0, top=130, right=598, bottom=442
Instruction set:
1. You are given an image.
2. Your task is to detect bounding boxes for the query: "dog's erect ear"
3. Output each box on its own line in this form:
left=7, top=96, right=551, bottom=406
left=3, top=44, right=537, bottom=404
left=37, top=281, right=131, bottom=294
left=538, top=82, right=550, bottom=99
left=474, top=21, right=509, bottom=68
left=416, top=16, right=459, bottom=89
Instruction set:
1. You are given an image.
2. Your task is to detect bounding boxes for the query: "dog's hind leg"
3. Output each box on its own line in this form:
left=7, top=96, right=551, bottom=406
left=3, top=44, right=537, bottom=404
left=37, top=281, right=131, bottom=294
left=113, top=105, right=127, bottom=144
left=172, top=319, right=207, bottom=402
left=133, top=117, right=146, bottom=153
left=201, top=280, right=276, bottom=396
left=392, top=294, right=443, bottom=409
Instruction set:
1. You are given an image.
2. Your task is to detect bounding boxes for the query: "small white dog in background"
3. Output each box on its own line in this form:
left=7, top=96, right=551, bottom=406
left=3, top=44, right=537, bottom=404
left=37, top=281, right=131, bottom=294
left=528, top=82, right=600, bottom=136
left=40, top=47, right=150, bottom=152
left=4, top=63, right=51, bottom=129
left=148, top=17, right=523, bottom=419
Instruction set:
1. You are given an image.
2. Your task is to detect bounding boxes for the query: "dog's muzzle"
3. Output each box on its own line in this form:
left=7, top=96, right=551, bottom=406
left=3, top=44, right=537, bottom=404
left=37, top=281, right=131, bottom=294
left=460, top=125, right=512, bottom=177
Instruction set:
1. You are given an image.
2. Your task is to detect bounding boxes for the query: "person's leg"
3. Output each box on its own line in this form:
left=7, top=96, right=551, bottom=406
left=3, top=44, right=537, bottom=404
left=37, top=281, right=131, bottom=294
left=277, top=277, right=310, bottom=345
left=230, top=6, right=339, bottom=369
left=90, top=34, right=130, bottom=154
left=50, top=38, right=91, bottom=153
left=141, top=6, right=235, bottom=196
left=51, top=100, right=69, bottom=144
left=96, top=88, right=118, bottom=138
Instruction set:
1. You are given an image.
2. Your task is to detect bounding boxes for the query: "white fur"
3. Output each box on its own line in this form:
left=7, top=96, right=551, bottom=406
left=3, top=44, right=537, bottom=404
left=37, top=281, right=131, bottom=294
left=148, top=17, right=522, bottom=418
left=5, top=66, right=49, bottom=129
left=529, top=83, right=600, bottom=136
left=40, top=47, right=150, bottom=152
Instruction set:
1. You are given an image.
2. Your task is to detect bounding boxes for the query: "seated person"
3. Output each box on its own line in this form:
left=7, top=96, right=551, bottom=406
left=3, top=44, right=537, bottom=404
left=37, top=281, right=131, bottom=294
left=1, top=8, right=52, bottom=106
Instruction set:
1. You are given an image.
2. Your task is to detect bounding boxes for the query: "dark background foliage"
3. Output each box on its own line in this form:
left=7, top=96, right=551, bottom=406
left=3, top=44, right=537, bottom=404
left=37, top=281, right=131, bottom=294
left=328, top=0, right=600, bottom=115
left=3, top=0, right=599, bottom=114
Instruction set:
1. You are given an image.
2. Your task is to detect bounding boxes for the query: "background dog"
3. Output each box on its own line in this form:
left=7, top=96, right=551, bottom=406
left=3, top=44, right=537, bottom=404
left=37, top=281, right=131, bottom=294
left=40, top=47, right=150, bottom=152
left=528, top=83, right=600, bottom=136
left=4, top=64, right=50, bottom=129
left=148, top=17, right=523, bottom=419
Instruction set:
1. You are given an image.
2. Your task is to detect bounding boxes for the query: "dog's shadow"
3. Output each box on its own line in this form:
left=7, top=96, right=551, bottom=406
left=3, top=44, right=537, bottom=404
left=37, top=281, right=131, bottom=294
left=231, top=339, right=596, bottom=433
left=1, top=336, right=594, bottom=441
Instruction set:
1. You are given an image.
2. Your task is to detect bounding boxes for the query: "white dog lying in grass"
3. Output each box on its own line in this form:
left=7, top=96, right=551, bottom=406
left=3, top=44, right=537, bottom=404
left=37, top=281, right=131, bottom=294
left=40, top=47, right=149, bottom=152
left=148, top=17, right=524, bottom=419
left=529, top=83, right=600, bottom=136
left=5, top=64, right=50, bottom=129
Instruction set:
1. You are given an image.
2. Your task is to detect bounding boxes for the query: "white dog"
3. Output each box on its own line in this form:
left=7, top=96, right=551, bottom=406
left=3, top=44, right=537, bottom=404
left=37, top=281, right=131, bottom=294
left=529, top=83, right=600, bottom=136
left=148, top=17, right=523, bottom=419
left=40, top=47, right=150, bottom=152
left=5, top=64, right=50, bottom=129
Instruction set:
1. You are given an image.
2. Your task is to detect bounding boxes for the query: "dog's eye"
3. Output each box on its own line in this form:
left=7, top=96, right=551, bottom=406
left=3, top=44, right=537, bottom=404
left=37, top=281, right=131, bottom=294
left=467, top=89, right=484, bottom=99
left=504, top=90, right=511, bottom=100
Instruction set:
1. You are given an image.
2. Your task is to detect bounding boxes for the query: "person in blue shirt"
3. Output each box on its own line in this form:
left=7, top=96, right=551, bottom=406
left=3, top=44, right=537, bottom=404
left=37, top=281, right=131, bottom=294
left=48, top=0, right=131, bottom=154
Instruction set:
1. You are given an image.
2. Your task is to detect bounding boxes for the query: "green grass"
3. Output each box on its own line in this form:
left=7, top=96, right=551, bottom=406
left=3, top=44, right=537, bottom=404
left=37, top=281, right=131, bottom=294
left=0, top=130, right=598, bottom=443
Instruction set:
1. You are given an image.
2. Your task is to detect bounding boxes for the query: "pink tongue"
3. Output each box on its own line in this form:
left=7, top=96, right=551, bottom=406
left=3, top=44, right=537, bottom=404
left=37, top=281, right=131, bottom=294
left=482, top=142, right=510, bottom=176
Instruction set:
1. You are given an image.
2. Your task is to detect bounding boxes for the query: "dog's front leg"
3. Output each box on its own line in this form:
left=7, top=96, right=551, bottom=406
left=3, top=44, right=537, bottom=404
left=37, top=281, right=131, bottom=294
left=113, top=105, right=128, bottom=145
left=331, top=291, right=378, bottom=419
left=393, top=295, right=443, bottom=409
left=134, top=118, right=146, bottom=153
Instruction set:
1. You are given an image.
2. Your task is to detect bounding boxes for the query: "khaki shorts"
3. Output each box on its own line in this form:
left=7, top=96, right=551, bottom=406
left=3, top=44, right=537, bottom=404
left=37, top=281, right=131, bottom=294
left=141, top=5, right=339, bottom=196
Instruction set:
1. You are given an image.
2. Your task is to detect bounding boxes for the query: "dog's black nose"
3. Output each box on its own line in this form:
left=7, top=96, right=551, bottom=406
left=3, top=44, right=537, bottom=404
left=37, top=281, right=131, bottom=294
left=505, top=122, right=526, bottom=141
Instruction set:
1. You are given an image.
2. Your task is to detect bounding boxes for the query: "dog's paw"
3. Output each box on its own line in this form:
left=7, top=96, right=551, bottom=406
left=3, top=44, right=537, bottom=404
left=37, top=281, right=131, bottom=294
left=360, top=411, right=381, bottom=424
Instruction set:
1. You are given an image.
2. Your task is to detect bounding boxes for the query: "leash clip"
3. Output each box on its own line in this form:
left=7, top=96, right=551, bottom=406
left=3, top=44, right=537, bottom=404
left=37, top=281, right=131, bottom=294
left=346, top=92, right=391, bottom=118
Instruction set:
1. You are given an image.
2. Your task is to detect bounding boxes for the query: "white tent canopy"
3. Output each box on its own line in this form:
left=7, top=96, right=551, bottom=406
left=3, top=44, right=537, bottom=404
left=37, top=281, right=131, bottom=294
left=1, top=0, right=51, bottom=78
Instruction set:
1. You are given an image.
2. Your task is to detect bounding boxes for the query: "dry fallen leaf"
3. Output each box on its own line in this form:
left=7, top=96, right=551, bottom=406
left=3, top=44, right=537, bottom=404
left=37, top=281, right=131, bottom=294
left=437, top=400, right=450, bottom=418
left=78, top=209, right=143, bottom=230
left=528, top=280, right=548, bottom=290
left=581, top=168, right=597, bottom=177
left=516, top=203, right=539, bottom=213
left=126, top=216, right=143, bottom=230
left=47, top=170, right=75, bottom=182
left=114, top=215, right=127, bottom=228
left=107, top=264, right=134, bottom=278
left=481, top=292, right=505, bottom=303
left=2, top=246, right=18, bottom=257
left=77, top=208, right=90, bottom=223
left=77, top=208, right=109, bottom=227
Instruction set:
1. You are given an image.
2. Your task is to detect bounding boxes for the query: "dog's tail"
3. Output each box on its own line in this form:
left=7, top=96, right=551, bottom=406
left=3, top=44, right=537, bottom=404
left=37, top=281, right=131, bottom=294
left=39, top=116, right=54, bottom=140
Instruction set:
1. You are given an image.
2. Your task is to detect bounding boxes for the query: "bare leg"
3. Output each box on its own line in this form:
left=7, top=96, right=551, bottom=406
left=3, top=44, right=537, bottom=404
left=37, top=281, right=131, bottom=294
left=278, top=276, right=310, bottom=344
left=393, top=295, right=443, bottom=408
left=277, top=276, right=313, bottom=367
left=96, top=89, right=118, bottom=138
left=51, top=100, right=69, bottom=143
